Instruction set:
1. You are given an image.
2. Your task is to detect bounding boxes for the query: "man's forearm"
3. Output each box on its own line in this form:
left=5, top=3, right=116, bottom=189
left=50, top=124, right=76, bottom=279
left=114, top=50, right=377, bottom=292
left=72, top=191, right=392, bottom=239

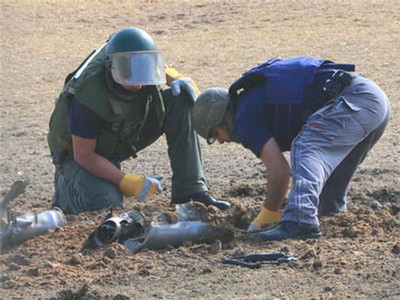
left=71, top=135, right=124, bottom=186
left=264, top=169, right=290, bottom=212
left=75, top=153, right=124, bottom=186
left=259, top=138, right=291, bottom=212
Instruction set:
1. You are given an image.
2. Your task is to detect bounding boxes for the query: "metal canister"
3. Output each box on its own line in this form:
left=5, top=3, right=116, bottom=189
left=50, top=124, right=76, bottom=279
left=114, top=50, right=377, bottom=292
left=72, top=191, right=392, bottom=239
left=3, top=207, right=67, bottom=247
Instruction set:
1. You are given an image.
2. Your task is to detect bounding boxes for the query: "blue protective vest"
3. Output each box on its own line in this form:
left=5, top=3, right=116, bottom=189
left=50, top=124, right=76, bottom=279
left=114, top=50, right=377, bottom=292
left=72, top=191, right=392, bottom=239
left=229, top=56, right=355, bottom=153
left=230, top=56, right=328, bottom=110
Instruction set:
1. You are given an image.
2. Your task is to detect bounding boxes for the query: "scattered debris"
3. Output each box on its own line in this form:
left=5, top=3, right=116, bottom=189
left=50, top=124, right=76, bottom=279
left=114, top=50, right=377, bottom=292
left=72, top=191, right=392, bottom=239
left=1, top=173, right=67, bottom=250
left=222, top=252, right=297, bottom=269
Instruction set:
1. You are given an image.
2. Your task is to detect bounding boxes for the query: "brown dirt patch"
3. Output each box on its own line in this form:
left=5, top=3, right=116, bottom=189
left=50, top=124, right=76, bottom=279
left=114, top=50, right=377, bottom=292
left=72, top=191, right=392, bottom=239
left=1, top=1, right=399, bottom=299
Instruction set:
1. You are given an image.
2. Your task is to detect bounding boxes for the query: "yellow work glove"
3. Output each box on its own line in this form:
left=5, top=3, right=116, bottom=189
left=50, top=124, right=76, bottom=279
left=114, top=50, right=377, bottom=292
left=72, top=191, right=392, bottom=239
left=247, top=207, right=282, bottom=232
left=119, top=174, right=162, bottom=202
left=165, top=67, right=200, bottom=103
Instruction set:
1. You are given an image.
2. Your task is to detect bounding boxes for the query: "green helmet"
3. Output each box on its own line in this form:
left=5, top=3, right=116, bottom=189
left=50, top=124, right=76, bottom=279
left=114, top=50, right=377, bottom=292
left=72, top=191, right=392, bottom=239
left=105, top=27, right=166, bottom=86
left=192, top=88, right=229, bottom=144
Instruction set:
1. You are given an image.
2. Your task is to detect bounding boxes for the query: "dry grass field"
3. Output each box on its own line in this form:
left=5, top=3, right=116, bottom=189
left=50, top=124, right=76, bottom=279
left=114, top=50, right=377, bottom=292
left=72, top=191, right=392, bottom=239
left=1, top=1, right=399, bottom=299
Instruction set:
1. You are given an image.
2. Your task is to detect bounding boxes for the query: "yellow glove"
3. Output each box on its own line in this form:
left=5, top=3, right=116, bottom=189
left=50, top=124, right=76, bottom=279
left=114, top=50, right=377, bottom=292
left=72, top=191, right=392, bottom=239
left=119, top=174, right=162, bottom=202
left=165, top=67, right=200, bottom=103
left=247, top=207, right=282, bottom=232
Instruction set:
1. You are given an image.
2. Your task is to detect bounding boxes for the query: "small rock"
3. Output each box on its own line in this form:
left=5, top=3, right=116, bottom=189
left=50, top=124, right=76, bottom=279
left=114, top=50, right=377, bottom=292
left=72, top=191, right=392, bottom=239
left=343, top=227, right=357, bottom=238
left=392, top=244, right=400, bottom=255
left=87, top=261, right=107, bottom=270
left=43, top=260, right=58, bottom=268
left=104, top=248, right=117, bottom=259
left=102, top=256, right=113, bottom=265
left=207, top=206, right=220, bottom=214
left=138, top=268, right=150, bottom=276
left=113, top=295, right=130, bottom=300
left=301, top=248, right=317, bottom=260
left=0, top=273, right=9, bottom=283
left=182, top=240, right=193, bottom=247
left=68, top=254, right=84, bottom=266
left=312, top=259, right=323, bottom=270
left=371, top=200, right=382, bottom=210
left=153, top=212, right=179, bottom=224
left=11, top=254, right=31, bottom=266
left=280, top=246, right=290, bottom=253
left=143, top=203, right=160, bottom=215
left=334, top=267, right=342, bottom=275
left=202, top=266, right=213, bottom=274
left=306, top=239, right=318, bottom=245
left=67, top=215, right=79, bottom=222
left=8, top=262, right=21, bottom=271
left=208, top=240, right=222, bottom=255
left=27, top=267, right=40, bottom=277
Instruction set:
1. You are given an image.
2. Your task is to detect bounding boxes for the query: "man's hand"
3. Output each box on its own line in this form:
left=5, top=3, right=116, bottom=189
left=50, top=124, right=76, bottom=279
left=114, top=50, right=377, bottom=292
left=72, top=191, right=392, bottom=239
left=119, top=174, right=163, bottom=202
left=247, top=138, right=290, bottom=232
left=165, top=67, right=200, bottom=103
left=247, top=207, right=282, bottom=232
left=171, top=78, right=198, bottom=103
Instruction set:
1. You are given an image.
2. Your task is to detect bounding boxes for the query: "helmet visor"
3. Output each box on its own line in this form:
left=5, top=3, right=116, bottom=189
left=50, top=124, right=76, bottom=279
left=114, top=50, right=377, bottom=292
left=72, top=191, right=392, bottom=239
left=110, top=51, right=166, bottom=86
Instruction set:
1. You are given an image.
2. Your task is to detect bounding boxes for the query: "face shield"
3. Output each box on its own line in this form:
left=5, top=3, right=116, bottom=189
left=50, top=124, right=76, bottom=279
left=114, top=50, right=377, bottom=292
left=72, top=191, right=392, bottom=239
left=110, top=51, right=166, bottom=86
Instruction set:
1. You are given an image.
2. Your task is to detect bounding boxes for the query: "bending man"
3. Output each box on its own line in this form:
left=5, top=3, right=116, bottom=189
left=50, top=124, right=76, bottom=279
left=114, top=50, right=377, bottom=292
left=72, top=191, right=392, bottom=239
left=192, top=56, right=390, bottom=241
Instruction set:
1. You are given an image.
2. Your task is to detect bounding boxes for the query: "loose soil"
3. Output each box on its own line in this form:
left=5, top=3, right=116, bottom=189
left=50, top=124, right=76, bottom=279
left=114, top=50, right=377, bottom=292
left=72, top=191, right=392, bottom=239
left=1, top=1, right=399, bottom=299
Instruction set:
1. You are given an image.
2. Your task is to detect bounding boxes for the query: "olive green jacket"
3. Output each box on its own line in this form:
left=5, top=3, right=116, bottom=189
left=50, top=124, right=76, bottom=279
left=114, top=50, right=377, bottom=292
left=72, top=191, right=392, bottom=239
left=48, top=48, right=164, bottom=163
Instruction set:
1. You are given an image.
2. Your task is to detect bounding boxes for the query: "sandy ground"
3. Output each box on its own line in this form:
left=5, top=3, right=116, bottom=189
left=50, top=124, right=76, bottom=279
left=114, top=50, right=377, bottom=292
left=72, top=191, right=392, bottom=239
left=1, top=0, right=399, bottom=299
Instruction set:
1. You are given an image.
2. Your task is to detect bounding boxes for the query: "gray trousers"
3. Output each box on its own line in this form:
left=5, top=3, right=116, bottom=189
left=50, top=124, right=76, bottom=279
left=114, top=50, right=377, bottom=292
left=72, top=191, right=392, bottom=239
left=282, top=74, right=391, bottom=225
left=52, top=89, right=207, bottom=214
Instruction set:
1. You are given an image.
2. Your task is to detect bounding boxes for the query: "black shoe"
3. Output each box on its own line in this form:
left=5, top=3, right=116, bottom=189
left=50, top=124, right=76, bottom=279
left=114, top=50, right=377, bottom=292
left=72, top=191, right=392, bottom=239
left=258, top=221, right=321, bottom=241
left=172, top=192, right=231, bottom=211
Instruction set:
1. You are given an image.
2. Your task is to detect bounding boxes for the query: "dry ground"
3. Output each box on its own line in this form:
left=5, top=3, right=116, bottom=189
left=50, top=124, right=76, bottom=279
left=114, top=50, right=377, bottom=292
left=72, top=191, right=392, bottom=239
left=1, top=0, right=399, bottom=299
